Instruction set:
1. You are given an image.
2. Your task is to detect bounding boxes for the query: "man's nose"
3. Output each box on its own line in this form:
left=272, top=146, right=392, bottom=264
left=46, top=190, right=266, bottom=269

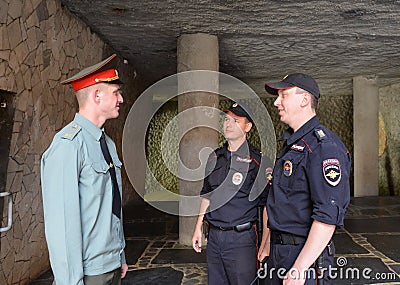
left=273, top=97, right=280, bottom=107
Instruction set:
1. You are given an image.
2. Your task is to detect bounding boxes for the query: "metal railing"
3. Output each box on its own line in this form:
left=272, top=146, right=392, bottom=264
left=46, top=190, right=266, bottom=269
left=0, top=192, right=12, bottom=233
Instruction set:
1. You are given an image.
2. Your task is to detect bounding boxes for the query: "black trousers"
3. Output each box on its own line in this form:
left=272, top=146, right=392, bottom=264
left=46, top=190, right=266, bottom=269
left=263, top=242, right=335, bottom=285
left=206, top=227, right=258, bottom=285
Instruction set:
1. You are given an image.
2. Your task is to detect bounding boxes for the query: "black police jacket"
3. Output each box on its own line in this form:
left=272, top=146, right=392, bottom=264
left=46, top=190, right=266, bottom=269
left=201, top=140, right=272, bottom=228
left=267, top=116, right=351, bottom=237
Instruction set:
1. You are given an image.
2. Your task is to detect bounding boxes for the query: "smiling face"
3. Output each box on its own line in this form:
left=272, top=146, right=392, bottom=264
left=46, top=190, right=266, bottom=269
left=273, top=87, right=308, bottom=130
left=223, top=111, right=252, bottom=142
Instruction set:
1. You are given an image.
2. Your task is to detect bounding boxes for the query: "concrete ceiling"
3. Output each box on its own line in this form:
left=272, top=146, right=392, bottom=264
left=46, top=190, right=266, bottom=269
left=60, top=0, right=400, bottom=97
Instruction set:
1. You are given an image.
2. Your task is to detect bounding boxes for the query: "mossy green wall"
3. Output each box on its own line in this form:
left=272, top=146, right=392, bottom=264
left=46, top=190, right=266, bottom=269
left=379, top=84, right=400, bottom=196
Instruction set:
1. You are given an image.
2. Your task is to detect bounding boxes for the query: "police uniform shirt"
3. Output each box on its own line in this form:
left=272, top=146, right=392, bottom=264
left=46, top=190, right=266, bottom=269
left=267, top=116, right=351, bottom=237
left=41, top=113, right=125, bottom=285
left=201, top=140, right=270, bottom=228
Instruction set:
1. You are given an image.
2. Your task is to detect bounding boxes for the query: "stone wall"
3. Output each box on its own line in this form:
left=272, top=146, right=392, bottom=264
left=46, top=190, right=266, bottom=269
left=379, top=84, right=400, bottom=196
left=0, top=0, right=140, bottom=284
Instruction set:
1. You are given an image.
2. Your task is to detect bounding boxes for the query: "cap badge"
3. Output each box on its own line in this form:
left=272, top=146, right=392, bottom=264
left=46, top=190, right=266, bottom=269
left=283, top=160, right=292, bottom=177
left=232, top=103, right=238, bottom=107
left=282, top=74, right=289, bottom=80
left=232, top=172, right=243, bottom=185
left=323, top=159, right=341, bottom=186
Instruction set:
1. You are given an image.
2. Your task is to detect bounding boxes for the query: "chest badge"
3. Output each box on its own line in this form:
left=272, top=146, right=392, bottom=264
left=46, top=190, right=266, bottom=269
left=232, top=172, right=243, bottom=185
left=323, top=159, right=341, bottom=186
left=283, top=160, right=293, bottom=177
left=291, top=144, right=305, bottom=152
left=236, top=156, right=252, bottom=163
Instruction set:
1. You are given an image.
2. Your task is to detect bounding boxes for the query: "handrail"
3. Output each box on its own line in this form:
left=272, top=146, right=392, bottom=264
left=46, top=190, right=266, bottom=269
left=0, top=192, right=12, bottom=233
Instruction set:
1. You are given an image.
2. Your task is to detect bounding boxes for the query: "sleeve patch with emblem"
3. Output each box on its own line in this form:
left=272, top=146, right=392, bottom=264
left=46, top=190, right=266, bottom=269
left=265, top=167, right=273, bottom=185
left=322, top=159, right=341, bottom=186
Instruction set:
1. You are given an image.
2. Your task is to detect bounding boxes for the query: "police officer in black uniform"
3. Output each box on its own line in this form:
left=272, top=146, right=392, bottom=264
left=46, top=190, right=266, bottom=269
left=192, top=102, right=272, bottom=285
left=258, top=73, right=351, bottom=284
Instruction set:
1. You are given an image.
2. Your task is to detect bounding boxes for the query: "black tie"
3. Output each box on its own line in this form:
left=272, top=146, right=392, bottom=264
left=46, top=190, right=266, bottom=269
left=100, top=132, right=121, bottom=219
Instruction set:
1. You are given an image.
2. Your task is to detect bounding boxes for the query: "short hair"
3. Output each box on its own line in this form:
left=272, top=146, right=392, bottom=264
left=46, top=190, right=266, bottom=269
left=295, top=87, right=319, bottom=110
left=75, top=86, right=91, bottom=106
left=310, top=94, right=319, bottom=110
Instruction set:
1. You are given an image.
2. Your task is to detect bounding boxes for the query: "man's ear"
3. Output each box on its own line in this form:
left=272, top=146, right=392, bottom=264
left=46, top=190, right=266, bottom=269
left=93, top=88, right=102, bottom=103
left=300, top=92, right=312, bottom=107
left=245, top=121, right=253, bottom=133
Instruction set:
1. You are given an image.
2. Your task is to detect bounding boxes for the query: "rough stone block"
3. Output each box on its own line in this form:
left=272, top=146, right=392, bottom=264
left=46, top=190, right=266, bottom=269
left=8, top=19, right=22, bottom=50
left=21, top=0, right=34, bottom=21
left=8, top=0, right=23, bottom=20
left=8, top=50, right=19, bottom=73
left=48, top=62, right=61, bottom=81
left=26, top=27, right=39, bottom=52
left=33, top=44, right=43, bottom=68
left=0, top=26, right=10, bottom=50
left=25, top=8, right=39, bottom=29
left=31, top=0, right=42, bottom=10
left=15, top=70, right=24, bottom=91
left=0, top=50, right=10, bottom=61
left=47, top=0, right=58, bottom=16
left=36, top=0, right=49, bottom=22
left=30, top=72, right=40, bottom=91
left=61, top=11, right=71, bottom=33
left=15, top=41, right=29, bottom=65
left=0, top=61, right=6, bottom=76
left=0, top=0, right=8, bottom=24
left=64, top=39, right=77, bottom=57
left=23, top=67, right=32, bottom=90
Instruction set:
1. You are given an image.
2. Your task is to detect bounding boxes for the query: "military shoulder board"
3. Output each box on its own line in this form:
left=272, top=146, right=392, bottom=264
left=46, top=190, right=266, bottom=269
left=314, top=129, right=327, bottom=141
left=62, top=124, right=82, bottom=140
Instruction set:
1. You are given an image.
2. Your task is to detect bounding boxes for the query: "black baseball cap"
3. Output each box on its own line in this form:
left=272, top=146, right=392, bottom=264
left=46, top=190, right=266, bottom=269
left=223, top=101, right=254, bottom=124
left=265, top=73, right=320, bottom=99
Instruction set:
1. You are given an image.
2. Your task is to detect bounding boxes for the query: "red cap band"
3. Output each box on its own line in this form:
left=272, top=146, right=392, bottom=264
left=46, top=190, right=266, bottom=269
left=70, top=69, right=120, bottom=91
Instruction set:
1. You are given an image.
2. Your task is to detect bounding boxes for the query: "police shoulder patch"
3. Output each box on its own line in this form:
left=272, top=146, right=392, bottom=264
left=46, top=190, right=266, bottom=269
left=265, top=167, right=273, bottom=185
left=322, top=158, right=341, bottom=186
left=62, top=124, right=82, bottom=140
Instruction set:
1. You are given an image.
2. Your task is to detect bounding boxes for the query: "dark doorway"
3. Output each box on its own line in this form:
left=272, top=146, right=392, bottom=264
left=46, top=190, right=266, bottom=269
left=0, top=90, right=15, bottom=242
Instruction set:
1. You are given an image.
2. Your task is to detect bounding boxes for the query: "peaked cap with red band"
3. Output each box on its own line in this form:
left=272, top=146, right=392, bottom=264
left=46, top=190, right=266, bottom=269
left=61, top=54, right=123, bottom=91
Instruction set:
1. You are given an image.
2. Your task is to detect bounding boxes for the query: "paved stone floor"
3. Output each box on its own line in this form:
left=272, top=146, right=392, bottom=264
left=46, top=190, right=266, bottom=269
left=30, top=196, right=400, bottom=285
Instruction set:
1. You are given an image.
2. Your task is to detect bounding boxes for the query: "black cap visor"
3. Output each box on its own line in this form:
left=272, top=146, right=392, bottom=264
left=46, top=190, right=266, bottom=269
left=265, top=82, right=295, bottom=95
left=106, top=79, right=124, bottom=85
left=223, top=109, right=253, bottom=124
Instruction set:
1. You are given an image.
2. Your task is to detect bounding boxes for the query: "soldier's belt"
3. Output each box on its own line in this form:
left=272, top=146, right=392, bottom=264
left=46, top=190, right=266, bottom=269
left=209, top=221, right=254, bottom=232
left=270, top=231, right=307, bottom=245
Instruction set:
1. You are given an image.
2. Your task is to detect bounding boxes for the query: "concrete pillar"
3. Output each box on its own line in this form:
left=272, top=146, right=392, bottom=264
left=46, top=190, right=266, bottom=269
left=353, top=76, right=379, bottom=196
left=177, top=33, right=219, bottom=245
